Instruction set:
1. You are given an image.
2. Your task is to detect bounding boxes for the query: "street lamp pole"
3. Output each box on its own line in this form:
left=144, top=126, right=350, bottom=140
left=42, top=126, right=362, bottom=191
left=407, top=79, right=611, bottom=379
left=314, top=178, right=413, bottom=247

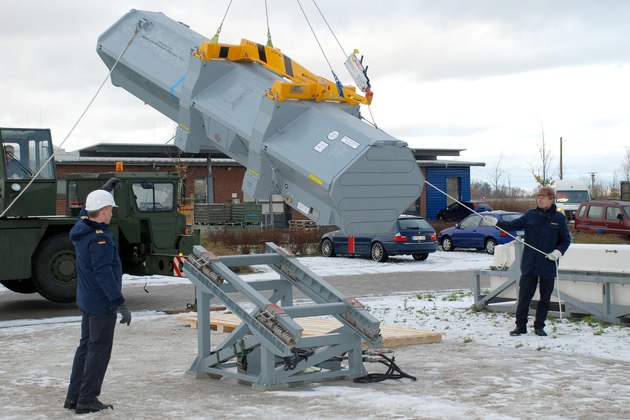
left=559, top=137, right=563, bottom=180
left=589, top=172, right=597, bottom=197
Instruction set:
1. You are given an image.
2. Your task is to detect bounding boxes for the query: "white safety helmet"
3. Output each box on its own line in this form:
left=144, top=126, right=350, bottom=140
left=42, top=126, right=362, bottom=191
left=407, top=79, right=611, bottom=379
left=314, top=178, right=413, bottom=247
left=85, top=190, right=118, bottom=212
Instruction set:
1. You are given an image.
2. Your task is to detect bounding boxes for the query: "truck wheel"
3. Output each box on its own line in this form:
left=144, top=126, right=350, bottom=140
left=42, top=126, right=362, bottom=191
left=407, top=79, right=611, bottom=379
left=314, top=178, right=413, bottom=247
left=1, top=279, right=37, bottom=294
left=32, top=233, right=77, bottom=303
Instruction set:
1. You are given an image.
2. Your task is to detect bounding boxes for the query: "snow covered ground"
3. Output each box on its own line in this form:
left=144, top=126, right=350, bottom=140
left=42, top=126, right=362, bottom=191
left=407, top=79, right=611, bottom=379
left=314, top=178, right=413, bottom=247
left=1, top=250, right=630, bottom=419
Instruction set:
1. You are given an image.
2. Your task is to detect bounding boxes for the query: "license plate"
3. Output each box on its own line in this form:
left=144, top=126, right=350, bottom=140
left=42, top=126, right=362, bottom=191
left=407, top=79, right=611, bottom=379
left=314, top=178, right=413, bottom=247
left=412, top=235, right=425, bottom=241
left=516, top=230, right=524, bottom=236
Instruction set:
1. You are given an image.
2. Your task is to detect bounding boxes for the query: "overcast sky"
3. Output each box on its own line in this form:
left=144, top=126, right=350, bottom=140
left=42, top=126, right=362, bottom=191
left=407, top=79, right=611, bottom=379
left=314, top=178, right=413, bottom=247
left=1, top=1, right=629, bottom=192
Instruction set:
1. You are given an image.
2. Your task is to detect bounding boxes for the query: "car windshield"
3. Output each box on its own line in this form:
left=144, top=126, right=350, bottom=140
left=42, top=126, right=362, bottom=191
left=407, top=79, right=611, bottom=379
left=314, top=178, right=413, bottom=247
left=399, top=218, right=432, bottom=230
left=460, top=215, right=482, bottom=228
left=624, top=206, right=630, bottom=217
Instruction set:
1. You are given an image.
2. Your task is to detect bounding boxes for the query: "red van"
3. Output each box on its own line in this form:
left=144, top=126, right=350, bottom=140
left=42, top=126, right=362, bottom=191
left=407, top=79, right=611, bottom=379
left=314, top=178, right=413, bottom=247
left=574, top=200, right=630, bottom=239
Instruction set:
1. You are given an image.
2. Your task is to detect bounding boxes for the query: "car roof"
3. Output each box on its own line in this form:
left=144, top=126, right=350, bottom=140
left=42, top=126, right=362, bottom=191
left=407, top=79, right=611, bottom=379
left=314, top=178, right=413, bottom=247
left=398, top=214, right=426, bottom=220
left=579, top=200, right=630, bottom=206
left=476, top=210, right=523, bottom=216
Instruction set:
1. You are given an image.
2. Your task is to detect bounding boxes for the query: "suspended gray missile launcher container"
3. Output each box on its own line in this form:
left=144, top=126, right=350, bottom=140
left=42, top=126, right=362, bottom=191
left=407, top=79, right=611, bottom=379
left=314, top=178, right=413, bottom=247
left=97, top=9, right=423, bottom=235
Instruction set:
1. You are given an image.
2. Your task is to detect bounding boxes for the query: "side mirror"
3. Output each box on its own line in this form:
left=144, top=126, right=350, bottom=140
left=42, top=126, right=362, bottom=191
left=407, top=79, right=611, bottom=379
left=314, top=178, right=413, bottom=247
left=617, top=213, right=624, bottom=222
left=455, top=223, right=461, bottom=229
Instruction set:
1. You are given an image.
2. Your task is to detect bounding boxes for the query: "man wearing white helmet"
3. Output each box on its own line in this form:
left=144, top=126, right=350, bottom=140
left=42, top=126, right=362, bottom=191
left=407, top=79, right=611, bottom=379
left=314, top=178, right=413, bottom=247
left=65, top=179, right=130, bottom=414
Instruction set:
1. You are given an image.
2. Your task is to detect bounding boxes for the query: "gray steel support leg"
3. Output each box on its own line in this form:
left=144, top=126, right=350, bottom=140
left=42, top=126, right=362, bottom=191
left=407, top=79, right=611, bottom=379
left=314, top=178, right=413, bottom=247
left=188, top=288, right=212, bottom=376
left=255, top=348, right=280, bottom=389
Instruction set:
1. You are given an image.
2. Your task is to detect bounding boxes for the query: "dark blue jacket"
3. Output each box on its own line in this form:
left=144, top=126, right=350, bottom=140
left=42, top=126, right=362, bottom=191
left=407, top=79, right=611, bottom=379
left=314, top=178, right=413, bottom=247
left=70, top=211, right=124, bottom=314
left=496, top=203, right=571, bottom=279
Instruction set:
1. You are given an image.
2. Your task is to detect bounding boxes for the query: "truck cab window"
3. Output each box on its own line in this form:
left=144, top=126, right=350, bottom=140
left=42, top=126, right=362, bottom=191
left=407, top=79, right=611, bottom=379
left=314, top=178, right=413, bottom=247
left=132, top=182, right=175, bottom=212
left=1, top=128, right=55, bottom=180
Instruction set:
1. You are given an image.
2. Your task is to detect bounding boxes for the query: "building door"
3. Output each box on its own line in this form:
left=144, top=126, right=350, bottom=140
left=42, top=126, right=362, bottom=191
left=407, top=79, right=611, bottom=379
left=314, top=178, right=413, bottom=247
left=445, top=177, right=461, bottom=205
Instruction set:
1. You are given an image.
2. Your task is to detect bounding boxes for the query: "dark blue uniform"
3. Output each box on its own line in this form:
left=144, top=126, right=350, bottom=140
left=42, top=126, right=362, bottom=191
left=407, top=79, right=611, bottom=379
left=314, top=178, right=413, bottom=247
left=496, top=203, right=571, bottom=330
left=66, top=210, right=124, bottom=406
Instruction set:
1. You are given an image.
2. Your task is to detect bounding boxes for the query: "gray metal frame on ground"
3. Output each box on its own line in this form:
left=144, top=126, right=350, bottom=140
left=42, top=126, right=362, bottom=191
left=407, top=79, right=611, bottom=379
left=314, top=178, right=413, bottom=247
left=183, top=243, right=382, bottom=389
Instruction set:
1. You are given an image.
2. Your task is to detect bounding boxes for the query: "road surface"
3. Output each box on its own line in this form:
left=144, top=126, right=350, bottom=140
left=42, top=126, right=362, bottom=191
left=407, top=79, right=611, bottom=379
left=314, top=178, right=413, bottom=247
left=0, top=269, right=483, bottom=321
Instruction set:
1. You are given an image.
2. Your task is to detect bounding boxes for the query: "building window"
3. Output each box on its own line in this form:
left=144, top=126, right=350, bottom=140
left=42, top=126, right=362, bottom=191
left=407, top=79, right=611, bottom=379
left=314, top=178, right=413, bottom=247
left=194, top=179, right=207, bottom=203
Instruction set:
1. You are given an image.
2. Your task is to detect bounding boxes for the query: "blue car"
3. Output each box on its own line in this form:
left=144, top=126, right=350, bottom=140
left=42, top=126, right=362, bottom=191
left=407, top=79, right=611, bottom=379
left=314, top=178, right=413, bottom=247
left=438, top=211, right=524, bottom=254
left=320, top=215, right=438, bottom=262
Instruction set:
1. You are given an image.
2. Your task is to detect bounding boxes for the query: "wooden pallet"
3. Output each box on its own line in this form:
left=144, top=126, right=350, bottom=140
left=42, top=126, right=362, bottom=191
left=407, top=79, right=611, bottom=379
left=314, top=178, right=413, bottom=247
left=177, top=313, right=444, bottom=347
left=288, top=219, right=318, bottom=231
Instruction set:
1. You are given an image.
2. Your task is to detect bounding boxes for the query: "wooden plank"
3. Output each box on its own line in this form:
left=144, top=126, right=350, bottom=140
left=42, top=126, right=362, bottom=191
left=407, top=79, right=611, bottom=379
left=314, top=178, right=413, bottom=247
left=177, top=313, right=444, bottom=347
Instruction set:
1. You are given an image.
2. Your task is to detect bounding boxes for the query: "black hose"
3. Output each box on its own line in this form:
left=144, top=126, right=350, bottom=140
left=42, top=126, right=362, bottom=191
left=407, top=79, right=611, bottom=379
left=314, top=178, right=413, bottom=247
left=279, top=347, right=315, bottom=371
left=354, top=353, right=416, bottom=383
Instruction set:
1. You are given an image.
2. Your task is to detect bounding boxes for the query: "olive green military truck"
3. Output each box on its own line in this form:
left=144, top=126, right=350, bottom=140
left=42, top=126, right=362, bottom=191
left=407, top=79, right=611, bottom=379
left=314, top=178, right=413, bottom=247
left=1, top=127, right=193, bottom=303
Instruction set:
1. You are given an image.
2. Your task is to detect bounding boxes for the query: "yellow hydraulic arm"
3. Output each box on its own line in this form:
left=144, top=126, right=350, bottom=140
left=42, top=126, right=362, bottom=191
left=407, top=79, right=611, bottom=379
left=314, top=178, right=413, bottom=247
left=195, top=39, right=373, bottom=106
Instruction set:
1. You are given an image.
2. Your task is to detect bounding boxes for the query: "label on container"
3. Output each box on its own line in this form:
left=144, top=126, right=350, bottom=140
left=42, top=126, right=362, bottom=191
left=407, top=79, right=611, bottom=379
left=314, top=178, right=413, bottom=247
left=341, top=135, right=359, bottom=149
left=314, top=141, right=328, bottom=152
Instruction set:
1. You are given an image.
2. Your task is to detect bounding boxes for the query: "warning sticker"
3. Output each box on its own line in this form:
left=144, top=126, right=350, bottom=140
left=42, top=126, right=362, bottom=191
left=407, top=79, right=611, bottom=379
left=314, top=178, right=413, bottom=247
left=314, top=141, right=328, bottom=152
left=309, top=173, right=323, bottom=185
left=173, top=256, right=187, bottom=277
left=297, top=202, right=310, bottom=215
left=328, top=130, right=340, bottom=140
left=341, top=135, right=360, bottom=149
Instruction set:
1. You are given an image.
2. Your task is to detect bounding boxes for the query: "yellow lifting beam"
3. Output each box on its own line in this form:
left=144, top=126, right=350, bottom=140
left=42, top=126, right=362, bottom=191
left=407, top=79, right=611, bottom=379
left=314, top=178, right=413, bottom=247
left=195, top=39, right=372, bottom=106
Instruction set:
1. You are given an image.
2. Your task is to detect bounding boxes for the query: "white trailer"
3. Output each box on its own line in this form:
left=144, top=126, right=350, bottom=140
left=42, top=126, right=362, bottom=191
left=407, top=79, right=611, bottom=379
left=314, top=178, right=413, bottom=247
left=474, top=241, right=630, bottom=324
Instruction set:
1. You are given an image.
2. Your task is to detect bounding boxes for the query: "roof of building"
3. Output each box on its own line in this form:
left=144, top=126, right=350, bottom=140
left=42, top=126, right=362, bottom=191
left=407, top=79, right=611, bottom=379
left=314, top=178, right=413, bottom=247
left=55, top=143, right=484, bottom=167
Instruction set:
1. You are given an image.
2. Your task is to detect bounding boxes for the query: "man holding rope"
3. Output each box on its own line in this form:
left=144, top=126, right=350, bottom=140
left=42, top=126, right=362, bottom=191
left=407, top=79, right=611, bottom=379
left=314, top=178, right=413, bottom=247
left=494, top=186, right=571, bottom=337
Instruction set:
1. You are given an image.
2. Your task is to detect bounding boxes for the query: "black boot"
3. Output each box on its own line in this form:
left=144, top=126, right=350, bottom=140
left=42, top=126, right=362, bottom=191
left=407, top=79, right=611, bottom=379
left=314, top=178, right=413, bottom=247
left=534, top=327, right=547, bottom=336
left=509, top=327, right=527, bottom=336
left=75, top=399, right=113, bottom=414
left=63, top=398, right=77, bottom=410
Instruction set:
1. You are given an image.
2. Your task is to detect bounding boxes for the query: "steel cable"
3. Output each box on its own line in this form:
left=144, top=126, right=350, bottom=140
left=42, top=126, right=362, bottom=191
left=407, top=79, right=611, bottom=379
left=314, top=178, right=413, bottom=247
left=1, top=20, right=143, bottom=218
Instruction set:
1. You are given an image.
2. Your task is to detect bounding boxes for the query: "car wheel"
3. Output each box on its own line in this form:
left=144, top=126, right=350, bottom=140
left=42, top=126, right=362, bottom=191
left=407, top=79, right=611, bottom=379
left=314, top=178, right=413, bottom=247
left=485, top=238, right=497, bottom=255
left=321, top=238, right=336, bottom=257
left=412, top=253, right=428, bottom=261
left=441, top=236, right=454, bottom=252
left=371, top=242, right=388, bottom=262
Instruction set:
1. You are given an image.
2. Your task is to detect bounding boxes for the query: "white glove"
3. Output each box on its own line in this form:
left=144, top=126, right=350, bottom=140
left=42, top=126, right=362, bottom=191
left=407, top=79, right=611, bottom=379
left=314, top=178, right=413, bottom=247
left=547, top=249, right=562, bottom=261
left=486, top=217, right=498, bottom=226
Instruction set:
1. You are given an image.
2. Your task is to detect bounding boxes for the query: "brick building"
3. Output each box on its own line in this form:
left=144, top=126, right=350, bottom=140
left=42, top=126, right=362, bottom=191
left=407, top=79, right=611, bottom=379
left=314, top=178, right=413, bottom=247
left=55, top=144, right=483, bottom=224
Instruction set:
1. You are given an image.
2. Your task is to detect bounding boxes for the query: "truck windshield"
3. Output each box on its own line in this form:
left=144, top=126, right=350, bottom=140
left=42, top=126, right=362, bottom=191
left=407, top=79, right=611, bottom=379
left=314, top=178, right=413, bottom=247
left=1, top=128, right=55, bottom=180
left=132, top=181, right=175, bottom=212
left=556, top=190, right=589, bottom=204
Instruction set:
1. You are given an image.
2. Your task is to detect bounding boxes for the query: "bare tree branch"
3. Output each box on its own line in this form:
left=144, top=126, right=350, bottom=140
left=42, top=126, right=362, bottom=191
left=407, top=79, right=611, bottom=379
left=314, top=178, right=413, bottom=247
left=529, top=117, right=555, bottom=187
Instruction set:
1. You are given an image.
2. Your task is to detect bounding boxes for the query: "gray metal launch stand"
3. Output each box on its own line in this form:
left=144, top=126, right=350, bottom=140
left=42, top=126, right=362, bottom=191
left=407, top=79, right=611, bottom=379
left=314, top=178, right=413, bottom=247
left=183, top=243, right=382, bottom=389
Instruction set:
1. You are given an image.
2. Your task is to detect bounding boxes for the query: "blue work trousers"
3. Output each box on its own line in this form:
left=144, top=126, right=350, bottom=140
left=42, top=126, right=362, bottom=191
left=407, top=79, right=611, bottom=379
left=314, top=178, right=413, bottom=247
left=66, top=310, right=117, bottom=404
left=515, top=274, right=555, bottom=330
